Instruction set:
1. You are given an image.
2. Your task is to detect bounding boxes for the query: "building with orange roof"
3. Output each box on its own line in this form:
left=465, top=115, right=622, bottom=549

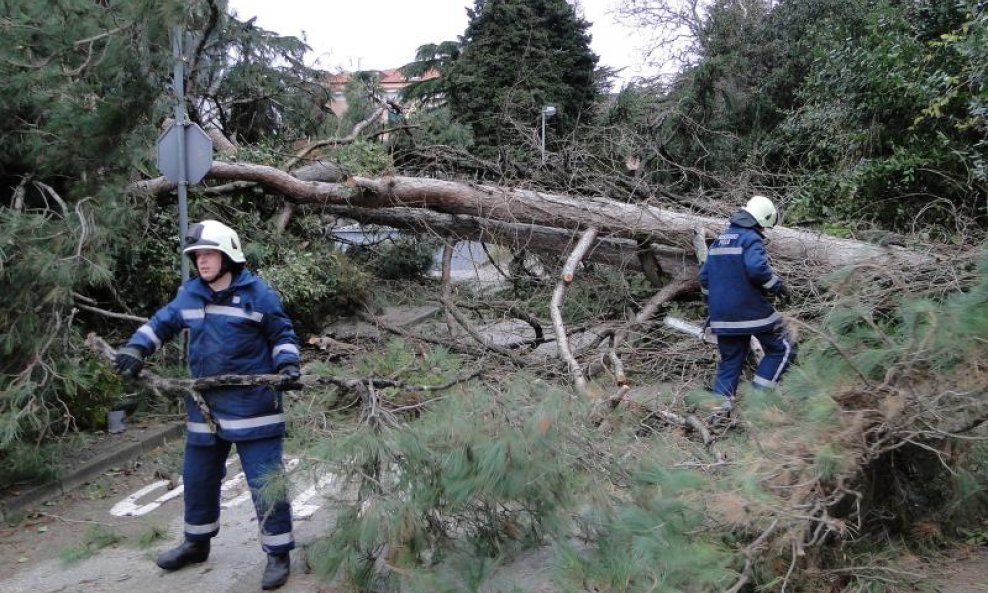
left=326, top=68, right=440, bottom=118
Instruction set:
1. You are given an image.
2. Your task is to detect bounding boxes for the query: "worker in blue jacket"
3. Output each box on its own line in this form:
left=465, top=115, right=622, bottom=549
left=114, top=220, right=300, bottom=590
left=698, top=195, right=796, bottom=414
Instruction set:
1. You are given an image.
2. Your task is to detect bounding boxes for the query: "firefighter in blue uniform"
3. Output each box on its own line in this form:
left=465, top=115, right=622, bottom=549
left=698, top=196, right=795, bottom=414
left=114, top=220, right=300, bottom=590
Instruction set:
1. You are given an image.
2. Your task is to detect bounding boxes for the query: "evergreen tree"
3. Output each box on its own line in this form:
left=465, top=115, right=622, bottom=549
left=0, top=0, right=174, bottom=188
left=202, top=17, right=331, bottom=144
left=399, top=40, right=462, bottom=105
left=445, top=0, right=598, bottom=160
left=0, top=0, right=180, bottom=481
left=0, top=0, right=338, bottom=480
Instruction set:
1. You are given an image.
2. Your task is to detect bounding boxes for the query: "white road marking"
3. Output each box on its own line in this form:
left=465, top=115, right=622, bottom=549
left=110, top=457, right=338, bottom=519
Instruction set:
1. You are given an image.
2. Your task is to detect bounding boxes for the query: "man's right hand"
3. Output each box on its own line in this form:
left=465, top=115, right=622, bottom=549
left=114, top=346, right=145, bottom=378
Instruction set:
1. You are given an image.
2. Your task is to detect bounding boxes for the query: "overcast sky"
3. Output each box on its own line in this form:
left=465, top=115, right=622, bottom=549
left=226, top=0, right=655, bottom=85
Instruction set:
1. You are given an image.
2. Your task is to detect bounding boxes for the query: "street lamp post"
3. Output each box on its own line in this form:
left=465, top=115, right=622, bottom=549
left=540, top=104, right=556, bottom=163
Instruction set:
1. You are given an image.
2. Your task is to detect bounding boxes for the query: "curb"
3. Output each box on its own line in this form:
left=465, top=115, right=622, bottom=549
left=0, top=421, right=184, bottom=522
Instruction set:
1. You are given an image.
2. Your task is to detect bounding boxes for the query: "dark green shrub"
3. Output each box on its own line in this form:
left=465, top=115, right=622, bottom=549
left=257, top=249, right=370, bottom=335
left=348, top=236, right=436, bottom=281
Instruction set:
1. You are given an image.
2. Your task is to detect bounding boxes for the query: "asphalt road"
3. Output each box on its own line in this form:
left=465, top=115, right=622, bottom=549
left=0, top=454, right=341, bottom=593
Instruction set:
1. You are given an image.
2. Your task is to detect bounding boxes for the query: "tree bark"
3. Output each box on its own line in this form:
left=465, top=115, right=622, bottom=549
left=131, top=159, right=344, bottom=197
left=131, top=163, right=936, bottom=270
left=321, top=204, right=694, bottom=275
left=345, top=175, right=935, bottom=269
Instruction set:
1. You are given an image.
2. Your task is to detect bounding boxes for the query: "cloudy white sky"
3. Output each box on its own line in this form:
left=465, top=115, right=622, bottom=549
left=227, top=0, right=656, bottom=85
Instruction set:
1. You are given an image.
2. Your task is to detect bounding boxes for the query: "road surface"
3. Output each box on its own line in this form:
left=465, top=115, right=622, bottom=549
left=0, top=453, right=342, bottom=593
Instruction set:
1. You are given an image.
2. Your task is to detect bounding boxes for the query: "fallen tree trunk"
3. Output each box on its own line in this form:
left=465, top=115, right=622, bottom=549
left=321, top=204, right=695, bottom=275
left=132, top=162, right=936, bottom=270
left=345, top=175, right=936, bottom=269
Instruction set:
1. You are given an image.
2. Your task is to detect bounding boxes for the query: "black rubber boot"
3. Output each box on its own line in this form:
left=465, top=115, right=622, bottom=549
left=261, top=552, right=290, bottom=590
left=156, top=539, right=210, bottom=570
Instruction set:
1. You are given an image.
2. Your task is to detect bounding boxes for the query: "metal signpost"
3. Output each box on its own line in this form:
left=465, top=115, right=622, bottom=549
left=156, top=28, right=213, bottom=281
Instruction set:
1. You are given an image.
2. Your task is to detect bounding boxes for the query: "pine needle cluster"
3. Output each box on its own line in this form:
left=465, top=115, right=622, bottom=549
left=0, top=207, right=122, bottom=482
left=297, top=253, right=988, bottom=592
left=705, top=253, right=988, bottom=590
left=306, top=378, right=587, bottom=591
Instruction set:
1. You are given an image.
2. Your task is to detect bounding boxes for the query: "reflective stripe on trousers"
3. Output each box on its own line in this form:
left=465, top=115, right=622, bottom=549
left=713, top=327, right=795, bottom=397
left=182, top=436, right=294, bottom=553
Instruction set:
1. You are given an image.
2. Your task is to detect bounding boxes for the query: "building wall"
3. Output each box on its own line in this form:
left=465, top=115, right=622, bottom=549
left=326, top=68, right=439, bottom=118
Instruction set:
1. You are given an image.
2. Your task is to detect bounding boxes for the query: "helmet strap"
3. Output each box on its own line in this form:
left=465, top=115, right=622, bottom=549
left=219, top=254, right=231, bottom=276
left=220, top=254, right=245, bottom=278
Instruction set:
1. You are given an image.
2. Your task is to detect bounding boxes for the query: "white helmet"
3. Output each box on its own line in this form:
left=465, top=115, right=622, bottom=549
left=743, top=195, right=780, bottom=229
left=183, top=220, right=246, bottom=263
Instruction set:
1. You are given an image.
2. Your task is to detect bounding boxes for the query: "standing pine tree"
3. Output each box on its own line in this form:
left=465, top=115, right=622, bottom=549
left=446, top=0, right=598, bottom=161
left=0, top=0, right=338, bottom=483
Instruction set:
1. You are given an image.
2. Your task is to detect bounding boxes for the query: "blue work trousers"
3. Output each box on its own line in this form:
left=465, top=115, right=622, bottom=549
left=713, top=326, right=796, bottom=398
left=182, top=435, right=294, bottom=554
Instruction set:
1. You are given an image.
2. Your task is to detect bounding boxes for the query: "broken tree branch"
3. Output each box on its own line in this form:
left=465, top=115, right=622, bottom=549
left=73, top=301, right=148, bottom=324
left=723, top=519, right=780, bottom=593
left=583, top=272, right=698, bottom=373
left=561, top=227, right=599, bottom=283
left=85, top=333, right=481, bottom=394
left=284, top=106, right=387, bottom=170
left=552, top=227, right=599, bottom=396
left=438, top=243, right=525, bottom=364
left=440, top=241, right=460, bottom=338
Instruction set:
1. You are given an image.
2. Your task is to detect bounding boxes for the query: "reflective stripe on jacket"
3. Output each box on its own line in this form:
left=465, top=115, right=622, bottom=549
left=126, top=270, right=300, bottom=443
left=698, top=212, right=785, bottom=336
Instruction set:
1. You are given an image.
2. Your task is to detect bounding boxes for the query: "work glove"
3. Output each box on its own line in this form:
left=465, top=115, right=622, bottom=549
left=776, top=283, right=792, bottom=305
left=114, top=346, right=145, bottom=378
left=277, top=363, right=302, bottom=390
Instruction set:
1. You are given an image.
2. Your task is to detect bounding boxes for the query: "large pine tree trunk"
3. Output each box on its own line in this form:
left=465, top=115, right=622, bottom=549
left=320, top=204, right=693, bottom=275
left=344, top=175, right=934, bottom=269
left=134, top=162, right=936, bottom=271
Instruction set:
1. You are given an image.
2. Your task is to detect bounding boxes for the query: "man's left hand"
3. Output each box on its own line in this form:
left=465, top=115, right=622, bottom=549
left=277, top=364, right=302, bottom=390
left=776, top=283, right=792, bottom=305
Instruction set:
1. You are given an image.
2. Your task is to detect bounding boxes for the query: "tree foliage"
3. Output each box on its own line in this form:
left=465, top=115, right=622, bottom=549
left=0, top=0, right=178, bottom=480
left=612, top=0, right=988, bottom=231
left=0, top=0, right=345, bottom=480
left=777, top=1, right=988, bottom=230
left=200, top=16, right=332, bottom=144
left=307, top=378, right=585, bottom=591
left=445, top=0, right=599, bottom=160
left=0, top=206, right=119, bottom=454
left=1, top=3, right=987, bottom=589
left=398, top=40, right=462, bottom=105
left=0, top=0, right=173, bottom=186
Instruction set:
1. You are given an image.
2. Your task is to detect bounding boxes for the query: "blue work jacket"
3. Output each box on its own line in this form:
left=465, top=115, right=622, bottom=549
left=126, top=270, right=300, bottom=444
left=698, top=211, right=786, bottom=336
